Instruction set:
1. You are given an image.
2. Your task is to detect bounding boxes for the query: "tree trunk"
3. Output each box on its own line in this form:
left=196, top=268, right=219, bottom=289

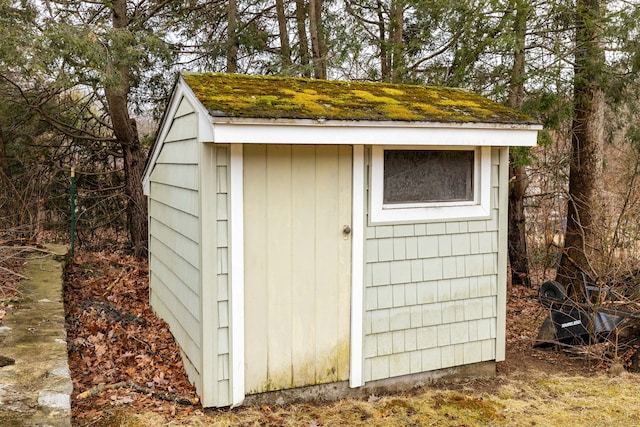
left=557, top=0, right=605, bottom=296
left=276, top=0, right=292, bottom=71
left=227, top=0, right=238, bottom=73
left=122, top=131, right=148, bottom=257
left=507, top=0, right=527, bottom=110
left=295, top=0, right=311, bottom=77
left=375, top=0, right=389, bottom=81
left=507, top=0, right=531, bottom=287
left=308, top=0, right=326, bottom=79
left=389, top=0, right=404, bottom=83
left=105, top=0, right=148, bottom=256
left=508, top=162, right=530, bottom=286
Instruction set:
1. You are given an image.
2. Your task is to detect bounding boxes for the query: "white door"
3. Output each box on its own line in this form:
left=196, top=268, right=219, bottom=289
left=243, top=144, right=352, bottom=393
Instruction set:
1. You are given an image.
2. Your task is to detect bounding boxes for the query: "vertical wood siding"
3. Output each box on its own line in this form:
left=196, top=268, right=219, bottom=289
left=243, top=145, right=352, bottom=394
left=148, top=97, right=204, bottom=394
left=363, top=148, right=503, bottom=382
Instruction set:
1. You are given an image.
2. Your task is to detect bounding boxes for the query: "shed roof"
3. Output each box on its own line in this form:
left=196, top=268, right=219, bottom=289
left=182, top=72, right=536, bottom=125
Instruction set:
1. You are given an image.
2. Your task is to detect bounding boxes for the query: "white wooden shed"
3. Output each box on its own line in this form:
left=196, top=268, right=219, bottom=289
left=142, top=72, right=541, bottom=408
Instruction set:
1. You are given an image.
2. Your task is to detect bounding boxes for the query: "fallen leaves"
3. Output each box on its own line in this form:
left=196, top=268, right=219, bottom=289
left=64, top=251, right=199, bottom=424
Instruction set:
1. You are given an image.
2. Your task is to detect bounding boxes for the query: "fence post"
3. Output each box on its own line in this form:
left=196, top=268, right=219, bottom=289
left=70, top=167, right=76, bottom=258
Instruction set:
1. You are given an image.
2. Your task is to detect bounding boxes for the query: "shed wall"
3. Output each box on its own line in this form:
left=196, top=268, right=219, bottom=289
left=363, top=148, right=504, bottom=382
left=148, top=97, right=204, bottom=394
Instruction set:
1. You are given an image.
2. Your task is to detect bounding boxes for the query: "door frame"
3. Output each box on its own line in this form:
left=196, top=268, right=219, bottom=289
left=350, top=145, right=365, bottom=388
left=228, top=144, right=365, bottom=406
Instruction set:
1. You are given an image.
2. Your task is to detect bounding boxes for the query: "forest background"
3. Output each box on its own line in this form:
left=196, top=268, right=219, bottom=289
left=1, top=0, right=640, bottom=296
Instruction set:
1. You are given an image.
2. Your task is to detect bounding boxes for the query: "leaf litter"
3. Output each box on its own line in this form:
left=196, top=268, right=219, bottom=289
left=64, top=251, right=200, bottom=425
left=65, top=253, right=640, bottom=426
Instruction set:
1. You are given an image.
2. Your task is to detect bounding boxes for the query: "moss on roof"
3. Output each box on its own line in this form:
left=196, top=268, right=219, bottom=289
left=182, top=72, right=536, bottom=124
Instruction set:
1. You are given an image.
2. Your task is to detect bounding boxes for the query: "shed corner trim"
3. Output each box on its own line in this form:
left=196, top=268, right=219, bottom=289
left=229, top=144, right=246, bottom=405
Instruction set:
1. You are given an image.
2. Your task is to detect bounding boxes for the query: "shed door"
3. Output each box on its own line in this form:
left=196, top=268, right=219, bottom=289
left=243, top=144, right=352, bottom=394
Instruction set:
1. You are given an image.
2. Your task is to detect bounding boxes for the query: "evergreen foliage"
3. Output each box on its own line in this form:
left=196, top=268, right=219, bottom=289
left=0, top=0, right=638, bottom=275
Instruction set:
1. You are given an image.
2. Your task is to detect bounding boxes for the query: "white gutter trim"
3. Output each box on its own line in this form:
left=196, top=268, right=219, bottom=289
left=206, top=123, right=540, bottom=147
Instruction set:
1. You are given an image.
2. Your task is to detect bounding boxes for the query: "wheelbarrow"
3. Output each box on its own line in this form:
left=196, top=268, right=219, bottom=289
left=535, top=272, right=634, bottom=346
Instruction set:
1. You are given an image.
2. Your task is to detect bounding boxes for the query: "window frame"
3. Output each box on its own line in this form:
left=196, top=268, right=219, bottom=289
left=370, top=145, right=491, bottom=224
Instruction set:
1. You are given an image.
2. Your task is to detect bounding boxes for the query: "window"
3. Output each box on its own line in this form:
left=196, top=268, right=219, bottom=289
left=383, top=150, right=474, bottom=204
left=370, top=146, right=491, bottom=223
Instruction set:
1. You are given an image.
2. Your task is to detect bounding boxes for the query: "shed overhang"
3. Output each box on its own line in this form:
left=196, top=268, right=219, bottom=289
left=207, top=117, right=541, bottom=147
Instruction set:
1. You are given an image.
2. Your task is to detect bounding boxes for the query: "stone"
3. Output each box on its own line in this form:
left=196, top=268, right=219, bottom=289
left=0, top=356, right=15, bottom=367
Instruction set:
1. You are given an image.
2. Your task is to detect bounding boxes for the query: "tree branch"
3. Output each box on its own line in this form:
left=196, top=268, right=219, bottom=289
left=76, top=381, right=200, bottom=405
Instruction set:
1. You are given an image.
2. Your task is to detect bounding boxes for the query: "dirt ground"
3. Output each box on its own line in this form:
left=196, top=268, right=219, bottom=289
left=62, top=251, right=640, bottom=427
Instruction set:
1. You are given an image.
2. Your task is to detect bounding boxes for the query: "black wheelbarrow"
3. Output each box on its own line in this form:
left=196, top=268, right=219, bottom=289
left=535, top=272, right=631, bottom=346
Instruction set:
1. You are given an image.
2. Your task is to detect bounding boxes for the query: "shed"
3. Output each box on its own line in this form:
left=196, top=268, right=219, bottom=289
left=142, top=72, right=541, bottom=408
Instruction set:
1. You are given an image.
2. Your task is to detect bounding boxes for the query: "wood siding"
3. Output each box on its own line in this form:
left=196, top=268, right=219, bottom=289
left=363, top=148, right=505, bottom=382
left=243, top=145, right=352, bottom=394
left=149, top=97, right=213, bottom=401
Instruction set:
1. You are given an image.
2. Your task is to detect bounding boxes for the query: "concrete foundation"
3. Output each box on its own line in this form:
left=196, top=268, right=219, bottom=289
left=242, top=361, right=496, bottom=407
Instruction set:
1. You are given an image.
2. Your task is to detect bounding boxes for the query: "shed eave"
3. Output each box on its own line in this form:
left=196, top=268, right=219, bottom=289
left=209, top=115, right=542, bottom=131
left=206, top=118, right=541, bottom=147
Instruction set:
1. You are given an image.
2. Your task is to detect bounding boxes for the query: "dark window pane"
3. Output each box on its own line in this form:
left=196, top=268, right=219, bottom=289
left=383, top=150, right=474, bottom=204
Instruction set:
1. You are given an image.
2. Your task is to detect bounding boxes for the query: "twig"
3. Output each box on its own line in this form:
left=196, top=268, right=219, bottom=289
left=0, top=265, right=29, bottom=280
left=19, top=246, right=63, bottom=256
left=103, top=268, right=127, bottom=295
left=129, top=335, right=152, bottom=351
left=76, top=381, right=199, bottom=405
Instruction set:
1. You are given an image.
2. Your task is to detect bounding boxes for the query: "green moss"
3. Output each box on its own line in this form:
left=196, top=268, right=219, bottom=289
left=432, top=392, right=505, bottom=422
left=280, top=88, right=334, bottom=115
left=181, top=72, right=537, bottom=124
left=438, top=98, right=481, bottom=108
left=351, top=90, right=400, bottom=105
left=381, top=87, right=405, bottom=96
left=381, top=104, right=420, bottom=120
left=256, top=95, right=279, bottom=105
left=414, top=103, right=447, bottom=117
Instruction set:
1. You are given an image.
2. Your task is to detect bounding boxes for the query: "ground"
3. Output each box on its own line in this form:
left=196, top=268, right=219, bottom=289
left=17, top=249, right=640, bottom=426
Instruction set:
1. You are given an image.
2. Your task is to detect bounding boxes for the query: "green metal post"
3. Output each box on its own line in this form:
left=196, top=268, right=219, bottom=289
left=70, top=167, right=76, bottom=258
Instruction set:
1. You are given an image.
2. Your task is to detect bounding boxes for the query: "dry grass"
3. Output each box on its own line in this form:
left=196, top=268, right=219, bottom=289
left=86, top=369, right=640, bottom=426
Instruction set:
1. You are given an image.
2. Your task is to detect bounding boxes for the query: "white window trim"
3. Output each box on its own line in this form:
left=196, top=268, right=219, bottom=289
left=370, top=145, right=491, bottom=224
